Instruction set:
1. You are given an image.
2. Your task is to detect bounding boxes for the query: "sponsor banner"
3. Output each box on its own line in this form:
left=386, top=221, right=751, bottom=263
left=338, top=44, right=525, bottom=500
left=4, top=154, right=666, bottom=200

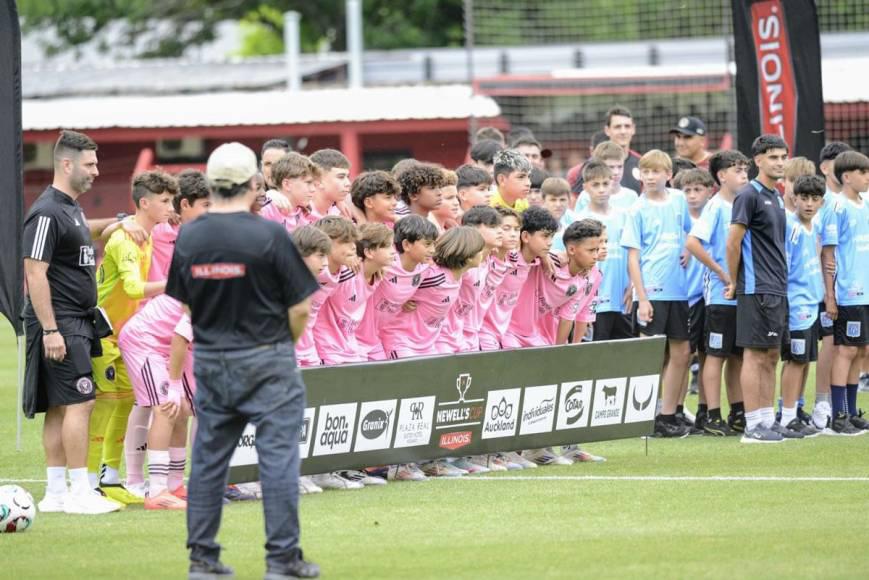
left=228, top=336, right=665, bottom=483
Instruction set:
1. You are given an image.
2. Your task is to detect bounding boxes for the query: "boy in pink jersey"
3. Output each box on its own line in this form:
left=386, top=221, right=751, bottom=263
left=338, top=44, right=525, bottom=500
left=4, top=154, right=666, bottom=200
left=259, top=152, right=319, bottom=232
left=350, top=170, right=400, bottom=226
left=385, top=226, right=484, bottom=359
left=309, top=149, right=351, bottom=220
left=315, top=223, right=395, bottom=365
left=457, top=164, right=494, bottom=212
left=358, top=215, right=438, bottom=361
left=438, top=205, right=503, bottom=353
left=397, top=162, right=445, bottom=221
left=431, top=169, right=461, bottom=233
left=480, top=207, right=557, bottom=350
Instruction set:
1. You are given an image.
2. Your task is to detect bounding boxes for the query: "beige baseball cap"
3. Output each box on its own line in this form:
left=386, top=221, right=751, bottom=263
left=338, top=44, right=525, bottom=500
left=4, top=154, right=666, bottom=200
left=206, top=142, right=258, bottom=187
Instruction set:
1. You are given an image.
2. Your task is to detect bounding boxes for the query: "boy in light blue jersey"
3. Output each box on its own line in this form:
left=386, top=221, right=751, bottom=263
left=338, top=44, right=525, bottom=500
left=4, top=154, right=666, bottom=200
left=574, top=141, right=638, bottom=214
left=622, top=150, right=692, bottom=437
left=820, top=150, right=869, bottom=433
left=780, top=175, right=825, bottom=437
left=685, top=150, right=749, bottom=436
left=576, top=161, right=633, bottom=341
left=541, top=177, right=576, bottom=253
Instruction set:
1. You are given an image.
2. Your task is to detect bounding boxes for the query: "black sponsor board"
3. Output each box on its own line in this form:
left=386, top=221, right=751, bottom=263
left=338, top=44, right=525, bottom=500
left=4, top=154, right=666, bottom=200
left=229, top=336, right=665, bottom=483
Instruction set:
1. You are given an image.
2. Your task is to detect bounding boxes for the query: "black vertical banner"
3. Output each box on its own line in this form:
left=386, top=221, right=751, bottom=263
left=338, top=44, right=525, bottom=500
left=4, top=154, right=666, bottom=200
left=731, top=0, right=825, bottom=160
left=0, top=0, right=24, bottom=334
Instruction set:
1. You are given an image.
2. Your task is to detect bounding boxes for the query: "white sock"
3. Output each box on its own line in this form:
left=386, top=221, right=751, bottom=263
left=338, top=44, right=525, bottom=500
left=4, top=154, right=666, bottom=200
left=745, top=409, right=763, bottom=430
left=168, top=447, right=186, bottom=492
left=88, top=471, right=99, bottom=489
left=148, top=450, right=170, bottom=496
left=761, top=407, right=776, bottom=428
left=46, top=467, right=67, bottom=495
left=70, top=468, right=91, bottom=495
left=781, top=406, right=797, bottom=426
left=100, top=465, right=120, bottom=485
left=124, top=405, right=151, bottom=486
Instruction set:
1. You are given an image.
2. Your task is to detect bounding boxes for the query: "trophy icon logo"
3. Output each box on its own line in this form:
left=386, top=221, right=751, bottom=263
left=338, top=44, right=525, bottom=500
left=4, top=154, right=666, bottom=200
left=456, top=373, right=472, bottom=403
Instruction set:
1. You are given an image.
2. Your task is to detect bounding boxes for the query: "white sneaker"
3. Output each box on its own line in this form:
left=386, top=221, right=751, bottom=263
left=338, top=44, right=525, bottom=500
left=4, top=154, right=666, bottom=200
left=38, top=491, right=66, bottom=513
left=235, top=481, right=264, bottom=498
left=468, top=454, right=506, bottom=472
left=311, top=472, right=364, bottom=490
left=452, top=457, right=489, bottom=474
left=523, top=447, right=573, bottom=466
left=125, top=482, right=148, bottom=499
left=812, top=401, right=832, bottom=430
left=387, top=463, right=428, bottom=481
left=502, top=451, right=537, bottom=469
left=561, top=444, right=606, bottom=463
left=63, top=489, right=123, bottom=514
left=299, top=476, right=323, bottom=495
left=420, top=460, right=467, bottom=477
left=338, top=470, right=388, bottom=486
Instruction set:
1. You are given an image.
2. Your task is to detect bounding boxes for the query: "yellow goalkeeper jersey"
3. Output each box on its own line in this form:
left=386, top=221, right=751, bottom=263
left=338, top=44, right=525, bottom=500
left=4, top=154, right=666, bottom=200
left=97, top=228, right=152, bottom=337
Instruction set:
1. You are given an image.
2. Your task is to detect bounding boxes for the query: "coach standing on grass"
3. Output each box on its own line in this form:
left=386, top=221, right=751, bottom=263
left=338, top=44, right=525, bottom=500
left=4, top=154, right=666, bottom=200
left=166, top=142, right=321, bottom=580
left=725, top=134, right=791, bottom=444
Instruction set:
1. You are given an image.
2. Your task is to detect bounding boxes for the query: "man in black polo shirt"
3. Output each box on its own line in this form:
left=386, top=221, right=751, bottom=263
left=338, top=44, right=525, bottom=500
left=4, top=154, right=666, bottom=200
left=725, top=134, right=794, bottom=444
left=166, top=142, right=320, bottom=580
left=22, top=130, right=125, bottom=515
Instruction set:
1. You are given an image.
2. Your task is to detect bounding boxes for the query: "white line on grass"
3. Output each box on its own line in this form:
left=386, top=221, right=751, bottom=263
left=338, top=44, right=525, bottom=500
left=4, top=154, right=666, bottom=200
left=0, top=479, right=48, bottom=483
left=443, top=475, right=869, bottom=482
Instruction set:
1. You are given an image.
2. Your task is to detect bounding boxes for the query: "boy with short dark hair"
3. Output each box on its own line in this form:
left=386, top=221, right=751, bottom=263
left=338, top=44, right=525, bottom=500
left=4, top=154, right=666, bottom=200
left=541, top=177, right=575, bottom=253
left=782, top=157, right=816, bottom=214
left=527, top=167, right=548, bottom=207
left=431, top=169, right=461, bottom=232
left=351, top=170, right=400, bottom=225
left=622, top=150, right=693, bottom=438
left=470, top=139, right=503, bottom=178
left=398, top=162, right=445, bottom=221
left=490, top=149, right=532, bottom=213
left=574, top=141, right=638, bottom=211
left=309, top=148, right=351, bottom=219
left=260, top=138, right=290, bottom=190
left=456, top=164, right=494, bottom=210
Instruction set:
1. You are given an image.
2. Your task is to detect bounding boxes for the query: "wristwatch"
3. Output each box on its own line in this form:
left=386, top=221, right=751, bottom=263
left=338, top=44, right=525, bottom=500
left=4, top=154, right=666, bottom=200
left=42, top=328, right=59, bottom=335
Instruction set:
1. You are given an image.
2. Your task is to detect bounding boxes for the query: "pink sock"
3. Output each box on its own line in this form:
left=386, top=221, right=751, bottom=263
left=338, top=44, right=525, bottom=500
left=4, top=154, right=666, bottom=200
left=124, top=406, right=151, bottom=486
left=168, top=447, right=186, bottom=492
left=148, top=450, right=169, bottom=496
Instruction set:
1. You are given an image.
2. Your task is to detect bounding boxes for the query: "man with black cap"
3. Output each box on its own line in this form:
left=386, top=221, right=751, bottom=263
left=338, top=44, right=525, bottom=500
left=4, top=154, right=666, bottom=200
left=671, top=116, right=711, bottom=168
left=167, top=142, right=321, bottom=579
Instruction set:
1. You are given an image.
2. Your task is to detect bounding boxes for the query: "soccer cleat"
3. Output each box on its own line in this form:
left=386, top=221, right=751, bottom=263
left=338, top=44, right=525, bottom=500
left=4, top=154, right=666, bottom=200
left=740, top=425, right=784, bottom=444
left=786, top=418, right=821, bottom=438
left=298, top=476, right=323, bottom=495
left=38, top=491, right=66, bottom=513
left=63, top=489, right=123, bottom=514
left=502, top=451, right=539, bottom=468
left=126, top=481, right=148, bottom=499
left=468, top=455, right=505, bottom=472
left=727, top=410, right=746, bottom=433
left=653, top=417, right=690, bottom=438
left=523, top=448, right=573, bottom=466
left=420, top=460, right=468, bottom=477
left=224, top=484, right=259, bottom=501
left=451, top=457, right=490, bottom=474
left=561, top=445, right=605, bottom=463
left=145, top=490, right=188, bottom=510
left=694, top=410, right=708, bottom=432
left=387, top=464, right=428, bottom=482
left=189, top=559, right=235, bottom=579
left=796, top=406, right=813, bottom=426
left=831, top=411, right=863, bottom=436
left=264, top=556, right=321, bottom=580
left=338, top=470, right=388, bottom=486
left=850, top=410, right=869, bottom=431
left=311, top=472, right=364, bottom=490
left=688, top=363, right=699, bottom=395
left=701, top=416, right=734, bottom=437
left=495, top=453, right=524, bottom=471
left=859, top=373, right=869, bottom=393
left=811, top=402, right=832, bottom=431
left=100, top=483, right=145, bottom=505
left=171, top=485, right=189, bottom=500
left=770, top=422, right=805, bottom=440
left=234, top=482, right=263, bottom=498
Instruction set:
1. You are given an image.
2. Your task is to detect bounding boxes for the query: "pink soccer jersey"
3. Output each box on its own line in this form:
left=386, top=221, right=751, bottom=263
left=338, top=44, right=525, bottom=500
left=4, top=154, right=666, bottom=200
left=310, top=203, right=342, bottom=220
left=452, top=261, right=490, bottom=352
left=258, top=191, right=316, bottom=233
left=479, top=251, right=536, bottom=351
left=314, top=270, right=382, bottom=365
left=295, top=265, right=353, bottom=367
left=148, top=222, right=178, bottom=282
left=357, top=255, right=429, bottom=359
left=382, top=264, right=461, bottom=359
left=258, top=191, right=285, bottom=224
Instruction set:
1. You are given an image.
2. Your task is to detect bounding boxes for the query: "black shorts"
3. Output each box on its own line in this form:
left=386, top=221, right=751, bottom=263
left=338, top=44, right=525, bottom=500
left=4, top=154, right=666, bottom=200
left=592, top=311, right=633, bottom=341
left=24, top=317, right=97, bottom=415
left=633, top=300, right=690, bottom=341
left=818, top=303, right=835, bottom=338
left=736, top=294, right=788, bottom=350
left=688, top=301, right=706, bottom=354
left=704, top=304, right=742, bottom=358
left=782, top=322, right=819, bottom=363
left=833, top=304, right=869, bottom=347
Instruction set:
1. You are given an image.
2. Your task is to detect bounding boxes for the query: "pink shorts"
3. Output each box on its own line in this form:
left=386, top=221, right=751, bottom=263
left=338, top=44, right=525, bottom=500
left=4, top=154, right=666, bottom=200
left=320, top=351, right=365, bottom=366
left=478, top=332, right=500, bottom=351
left=500, top=332, right=548, bottom=349
left=120, top=346, right=195, bottom=409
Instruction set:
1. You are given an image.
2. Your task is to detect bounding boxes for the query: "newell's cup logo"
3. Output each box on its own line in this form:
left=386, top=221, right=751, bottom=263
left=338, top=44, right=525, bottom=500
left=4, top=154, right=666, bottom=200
left=481, top=388, right=521, bottom=440
left=312, top=403, right=357, bottom=456
left=456, top=373, right=472, bottom=403
left=353, top=399, right=397, bottom=453
left=436, top=373, right=485, bottom=431
left=625, top=375, right=660, bottom=424
left=555, top=380, right=592, bottom=431
left=590, top=377, right=627, bottom=427
left=394, top=396, right=436, bottom=449
left=519, top=384, right=558, bottom=436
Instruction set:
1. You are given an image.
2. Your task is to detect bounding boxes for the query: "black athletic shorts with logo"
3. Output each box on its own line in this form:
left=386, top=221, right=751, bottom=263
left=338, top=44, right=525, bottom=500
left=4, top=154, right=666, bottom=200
left=782, top=321, right=819, bottom=363
left=833, top=304, right=869, bottom=347
left=633, top=300, right=690, bottom=340
left=736, top=293, right=788, bottom=349
left=24, top=316, right=97, bottom=415
left=704, top=304, right=742, bottom=358
left=818, top=303, right=835, bottom=338
left=592, top=311, right=633, bottom=341
left=688, top=301, right=706, bottom=354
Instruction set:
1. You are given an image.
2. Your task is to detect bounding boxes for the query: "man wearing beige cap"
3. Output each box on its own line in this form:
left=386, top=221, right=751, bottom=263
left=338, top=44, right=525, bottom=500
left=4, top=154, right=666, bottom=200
left=166, top=142, right=321, bottom=579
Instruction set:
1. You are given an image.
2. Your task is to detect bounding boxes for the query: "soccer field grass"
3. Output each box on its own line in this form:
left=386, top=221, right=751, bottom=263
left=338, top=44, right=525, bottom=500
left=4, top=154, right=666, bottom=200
left=1, top=321, right=868, bottom=579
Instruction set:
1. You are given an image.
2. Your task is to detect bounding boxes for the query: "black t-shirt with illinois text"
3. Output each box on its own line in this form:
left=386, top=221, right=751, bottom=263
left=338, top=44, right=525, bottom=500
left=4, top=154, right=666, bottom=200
left=166, top=212, right=319, bottom=351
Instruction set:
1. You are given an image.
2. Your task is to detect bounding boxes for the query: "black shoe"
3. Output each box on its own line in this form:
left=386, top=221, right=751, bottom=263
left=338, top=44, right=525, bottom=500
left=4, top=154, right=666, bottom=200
left=727, top=410, right=746, bottom=433
left=702, top=416, right=734, bottom=437
left=796, top=406, right=813, bottom=426
left=832, top=411, right=862, bottom=436
left=189, top=560, right=235, bottom=579
left=786, top=418, right=821, bottom=438
left=850, top=410, right=869, bottom=431
left=264, top=558, right=321, bottom=579
left=675, top=412, right=695, bottom=427
left=695, top=410, right=708, bottom=431
left=654, top=416, right=690, bottom=438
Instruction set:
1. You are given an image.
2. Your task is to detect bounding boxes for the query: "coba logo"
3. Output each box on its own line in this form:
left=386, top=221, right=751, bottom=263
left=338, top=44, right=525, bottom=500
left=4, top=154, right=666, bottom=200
left=751, top=0, right=797, bottom=148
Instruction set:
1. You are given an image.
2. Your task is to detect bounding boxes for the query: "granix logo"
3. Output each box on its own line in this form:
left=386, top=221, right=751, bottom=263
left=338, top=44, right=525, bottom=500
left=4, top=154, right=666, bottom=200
left=439, top=431, right=472, bottom=450
left=354, top=399, right=397, bottom=452
left=751, top=0, right=797, bottom=148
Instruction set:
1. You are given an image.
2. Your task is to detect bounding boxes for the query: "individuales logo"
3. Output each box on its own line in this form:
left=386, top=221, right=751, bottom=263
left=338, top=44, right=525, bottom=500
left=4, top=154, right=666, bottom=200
left=519, top=384, right=558, bottom=436
left=439, top=431, right=472, bottom=450
left=435, top=373, right=484, bottom=430
left=751, top=0, right=797, bottom=148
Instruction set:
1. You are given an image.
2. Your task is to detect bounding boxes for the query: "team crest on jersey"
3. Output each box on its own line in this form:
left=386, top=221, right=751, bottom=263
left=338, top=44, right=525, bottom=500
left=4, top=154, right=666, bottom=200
left=159, top=381, right=169, bottom=396
left=105, top=366, right=115, bottom=381
left=412, top=274, right=422, bottom=287
left=76, top=377, right=94, bottom=395
left=566, top=284, right=578, bottom=297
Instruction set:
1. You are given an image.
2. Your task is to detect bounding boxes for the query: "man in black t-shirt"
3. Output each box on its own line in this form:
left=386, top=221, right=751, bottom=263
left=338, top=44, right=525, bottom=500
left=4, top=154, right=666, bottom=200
left=726, top=134, right=792, bottom=444
left=166, top=142, right=320, bottom=579
left=603, top=105, right=642, bottom=193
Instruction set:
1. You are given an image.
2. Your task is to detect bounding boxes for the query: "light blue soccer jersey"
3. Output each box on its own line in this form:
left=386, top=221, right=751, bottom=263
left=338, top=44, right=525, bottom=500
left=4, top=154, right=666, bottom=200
left=576, top=208, right=630, bottom=313
left=785, top=214, right=824, bottom=330
left=621, top=191, right=692, bottom=301
left=821, top=195, right=869, bottom=307
left=550, top=210, right=577, bottom=253
left=575, top=187, right=639, bottom=214
left=685, top=215, right=705, bottom=306
left=689, top=196, right=736, bottom=307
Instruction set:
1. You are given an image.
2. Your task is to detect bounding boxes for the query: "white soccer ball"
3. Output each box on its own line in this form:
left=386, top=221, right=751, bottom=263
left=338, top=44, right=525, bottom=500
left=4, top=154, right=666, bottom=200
left=0, top=485, right=36, bottom=533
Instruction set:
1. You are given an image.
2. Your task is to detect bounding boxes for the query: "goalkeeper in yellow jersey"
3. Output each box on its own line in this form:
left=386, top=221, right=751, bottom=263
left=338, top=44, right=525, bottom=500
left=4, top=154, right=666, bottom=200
left=88, top=171, right=176, bottom=504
